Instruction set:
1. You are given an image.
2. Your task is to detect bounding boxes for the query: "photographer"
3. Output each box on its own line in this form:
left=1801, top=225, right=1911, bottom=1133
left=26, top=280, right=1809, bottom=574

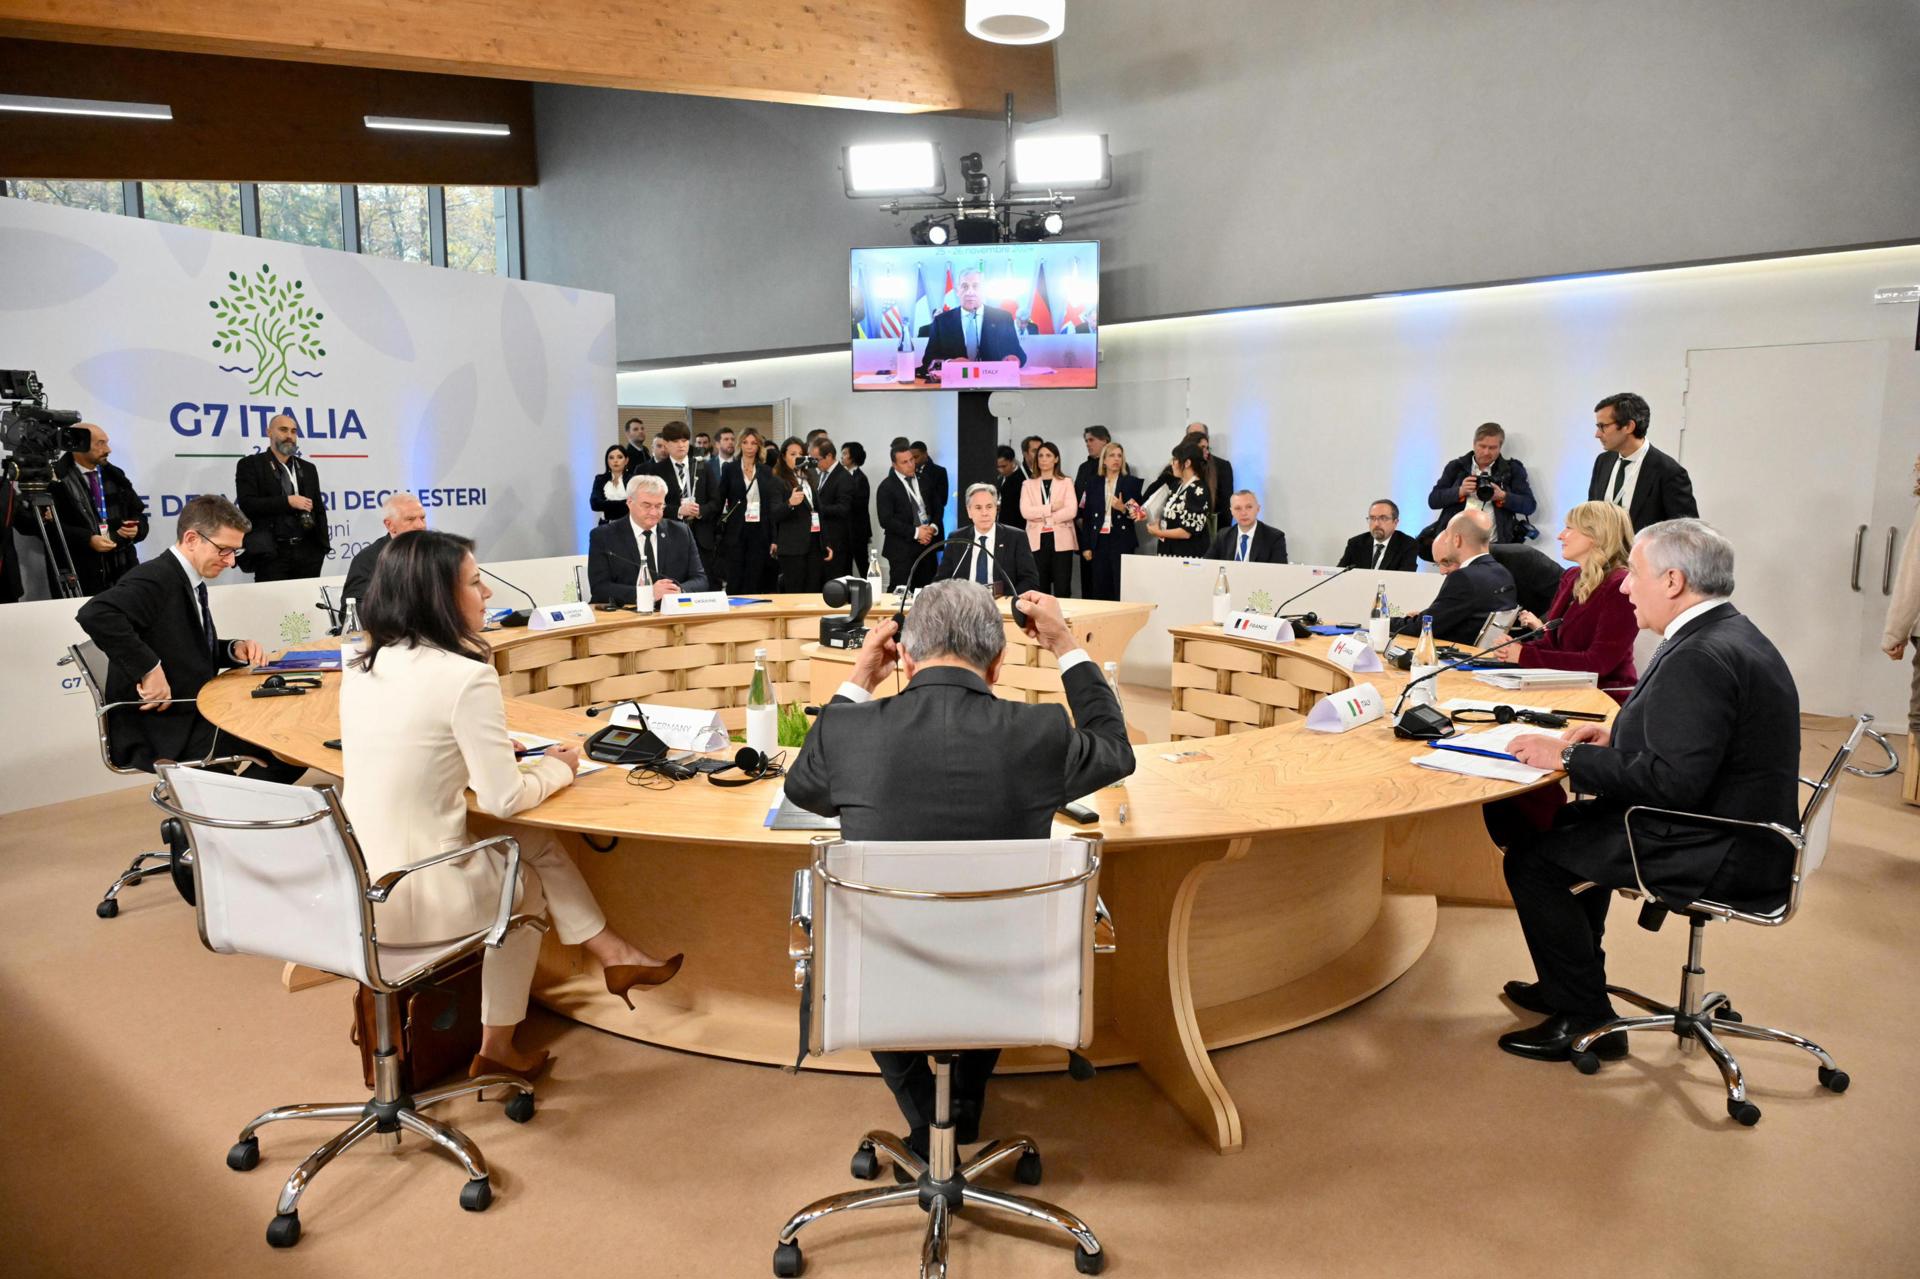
left=1422, top=422, right=1536, bottom=559
left=39, top=423, right=150, bottom=596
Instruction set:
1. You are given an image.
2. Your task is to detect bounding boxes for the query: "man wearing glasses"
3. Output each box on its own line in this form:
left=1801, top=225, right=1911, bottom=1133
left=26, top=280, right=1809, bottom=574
left=76, top=495, right=305, bottom=781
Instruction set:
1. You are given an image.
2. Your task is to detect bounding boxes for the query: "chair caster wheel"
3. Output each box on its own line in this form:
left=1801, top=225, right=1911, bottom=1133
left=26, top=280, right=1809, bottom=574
left=505, top=1090, right=536, bottom=1123
left=1570, top=1050, right=1600, bottom=1075
left=460, top=1177, right=493, bottom=1212
left=1713, top=1006, right=1744, bottom=1023
left=772, top=1240, right=804, bottom=1276
left=266, top=1212, right=301, bottom=1248
left=1075, top=1244, right=1105, bottom=1274
left=1727, top=1099, right=1761, bottom=1126
left=1015, top=1150, right=1043, bottom=1186
left=227, top=1138, right=260, bottom=1171
left=849, top=1145, right=879, bottom=1180
left=96, top=899, right=118, bottom=919
left=1819, top=1067, right=1850, bottom=1093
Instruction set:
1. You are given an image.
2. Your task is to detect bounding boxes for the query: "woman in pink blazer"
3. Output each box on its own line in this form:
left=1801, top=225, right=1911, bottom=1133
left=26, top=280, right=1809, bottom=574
left=1019, top=441, right=1079, bottom=596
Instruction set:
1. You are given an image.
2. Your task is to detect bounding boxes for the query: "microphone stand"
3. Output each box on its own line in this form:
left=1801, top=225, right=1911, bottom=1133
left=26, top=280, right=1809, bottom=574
left=1390, top=619, right=1561, bottom=740
left=1270, top=564, right=1355, bottom=626
left=478, top=564, right=539, bottom=628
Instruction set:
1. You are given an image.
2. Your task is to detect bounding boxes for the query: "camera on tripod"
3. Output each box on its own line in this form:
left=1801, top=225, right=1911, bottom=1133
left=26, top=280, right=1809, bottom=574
left=1, top=370, right=88, bottom=489
left=819, top=575, right=873, bottom=649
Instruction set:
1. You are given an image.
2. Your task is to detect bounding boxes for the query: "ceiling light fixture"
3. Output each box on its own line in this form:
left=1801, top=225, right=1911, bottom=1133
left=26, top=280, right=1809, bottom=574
left=0, top=93, right=172, bottom=121
left=965, top=0, right=1065, bottom=45
left=364, top=115, right=511, bottom=137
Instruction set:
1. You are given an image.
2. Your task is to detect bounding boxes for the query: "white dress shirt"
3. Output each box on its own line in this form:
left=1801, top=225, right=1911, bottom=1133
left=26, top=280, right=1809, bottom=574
left=1660, top=595, right=1732, bottom=643
left=629, top=517, right=659, bottom=608
left=1605, top=439, right=1647, bottom=513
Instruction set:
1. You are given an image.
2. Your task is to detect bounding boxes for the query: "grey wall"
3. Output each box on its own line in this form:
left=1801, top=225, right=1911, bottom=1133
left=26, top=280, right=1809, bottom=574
left=523, top=0, right=1920, bottom=362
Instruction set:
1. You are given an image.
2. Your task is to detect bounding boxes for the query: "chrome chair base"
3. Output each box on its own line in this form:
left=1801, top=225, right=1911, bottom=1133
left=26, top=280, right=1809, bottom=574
left=1569, top=916, right=1849, bottom=1127
left=96, top=818, right=190, bottom=919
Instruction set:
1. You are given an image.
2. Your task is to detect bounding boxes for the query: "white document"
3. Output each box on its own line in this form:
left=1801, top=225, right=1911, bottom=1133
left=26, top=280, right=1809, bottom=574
left=1474, top=668, right=1598, bottom=690
left=611, top=703, right=729, bottom=752
left=1410, top=750, right=1549, bottom=784
left=507, top=731, right=608, bottom=776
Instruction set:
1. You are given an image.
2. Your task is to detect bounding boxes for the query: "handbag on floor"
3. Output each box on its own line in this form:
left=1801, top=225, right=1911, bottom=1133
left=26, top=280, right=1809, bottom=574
left=348, top=955, right=484, bottom=1091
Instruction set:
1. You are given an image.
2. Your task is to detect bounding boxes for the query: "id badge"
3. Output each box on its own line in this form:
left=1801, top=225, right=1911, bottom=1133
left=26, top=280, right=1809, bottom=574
left=745, top=510, right=761, bottom=523
left=810, top=512, right=821, bottom=533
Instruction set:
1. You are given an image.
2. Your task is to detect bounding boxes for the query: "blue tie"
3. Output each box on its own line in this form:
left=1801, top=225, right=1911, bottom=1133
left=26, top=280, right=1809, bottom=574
left=1238, top=533, right=1249, bottom=562
left=974, top=535, right=991, bottom=584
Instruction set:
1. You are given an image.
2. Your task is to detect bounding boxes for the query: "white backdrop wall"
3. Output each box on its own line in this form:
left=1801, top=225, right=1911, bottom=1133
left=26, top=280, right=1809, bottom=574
left=1, top=197, right=615, bottom=595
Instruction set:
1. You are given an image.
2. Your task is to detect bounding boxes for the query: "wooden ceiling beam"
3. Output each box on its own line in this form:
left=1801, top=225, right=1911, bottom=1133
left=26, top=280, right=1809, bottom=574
left=0, top=0, right=1058, bottom=117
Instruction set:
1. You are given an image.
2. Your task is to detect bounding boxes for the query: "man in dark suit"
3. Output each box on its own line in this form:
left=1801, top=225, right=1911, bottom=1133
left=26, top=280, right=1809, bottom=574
left=234, top=414, right=330, bottom=581
left=1488, top=541, right=1566, bottom=619
left=620, top=416, right=651, bottom=471
left=808, top=436, right=856, bottom=578
left=993, top=446, right=1027, bottom=529
left=786, top=581, right=1134, bottom=1155
left=1204, top=491, right=1288, bottom=564
left=876, top=441, right=941, bottom=590
left=1424, top=422, right=1537, bottom=548
left=1587, top=391, right=1699, bottom=530
left=340, top=493, right=426, bottom=613
left=35, top=424, right=150, bottom=596
left=75, top=495, right=302, bottom=781
left=1074, top=426, right=1111, bottom=492
left=939, top=483, right=1041, bottom=595
left=586, top=477, right=710, bottom=609
left=840, top=441, right=873, bottom=577
left=916, top=269, right=1028, bottom=376
left=1393, top=511, right=1516, bottom=642
left=1501, top=519, right=1797, bottom=1061
left=1338, top=499, right=1420, bottom=573
left=909, top=442, right=949, bottom=531
left=653, top=420, right=717, bottom=567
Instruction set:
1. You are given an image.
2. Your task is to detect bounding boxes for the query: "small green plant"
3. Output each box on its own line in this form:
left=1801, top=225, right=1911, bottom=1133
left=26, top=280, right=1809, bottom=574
left=777, top=702, right=813, bottom=748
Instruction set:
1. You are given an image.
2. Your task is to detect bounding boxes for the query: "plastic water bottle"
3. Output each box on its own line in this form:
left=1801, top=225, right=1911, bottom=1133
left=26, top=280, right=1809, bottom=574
left=867, top=556, right=886, bottom=600
left=340, top=597, right=364, bottom=662
left=746, top=646, right=778, bottom=755
left=1407, top=614, right=1439, bottom=708
left=1211, top=566, right=1231, bottom=624
left=1368, top=583, right=1391, bottom=653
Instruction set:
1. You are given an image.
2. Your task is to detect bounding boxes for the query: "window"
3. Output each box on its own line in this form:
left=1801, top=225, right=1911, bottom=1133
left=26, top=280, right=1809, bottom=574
left=2, top=179, right=122, bottom=214
left=141, top=181, right=243, bottom=234
left=259, top=183, right=344, bottom=249
left=443, top=185, right=499, bottom=274
left=356, top=184, right=430, bottom=262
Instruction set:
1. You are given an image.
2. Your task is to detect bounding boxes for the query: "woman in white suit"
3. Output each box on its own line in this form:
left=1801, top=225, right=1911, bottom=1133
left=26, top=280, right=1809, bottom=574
left=340, top=531, right=680, bottom=1082
left=1019, top=440, right=1079, bottom=597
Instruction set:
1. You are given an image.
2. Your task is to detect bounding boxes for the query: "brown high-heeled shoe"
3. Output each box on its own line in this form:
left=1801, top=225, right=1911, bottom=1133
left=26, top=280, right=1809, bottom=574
left=604, top=953, right=685, bottom=1008
left=468, top=1049, right=551, bottom=1085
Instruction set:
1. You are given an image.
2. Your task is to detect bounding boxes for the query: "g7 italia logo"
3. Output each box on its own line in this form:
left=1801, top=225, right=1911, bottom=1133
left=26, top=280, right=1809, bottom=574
left=209, top=264, right=327, bottom=398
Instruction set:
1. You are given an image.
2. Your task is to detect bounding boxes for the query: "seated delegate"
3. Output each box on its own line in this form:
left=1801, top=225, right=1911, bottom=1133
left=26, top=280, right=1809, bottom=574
left=587, top=476, right=711, bottom=609
left=1338, top=499, right=1419, bottom=573
left=1494, top=501, right=1639, bottom=698
left=1392, top=510, right=1516, bottom=643
left=1204, top=490, right=1287, bottom=564
left=340, top=530, right=682, bottom=1083
left=939, top=482, right=1040, bottom=595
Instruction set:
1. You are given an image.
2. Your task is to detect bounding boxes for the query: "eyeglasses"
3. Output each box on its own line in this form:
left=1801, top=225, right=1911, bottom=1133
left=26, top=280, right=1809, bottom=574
left=196, top=533, right=243, bottom=559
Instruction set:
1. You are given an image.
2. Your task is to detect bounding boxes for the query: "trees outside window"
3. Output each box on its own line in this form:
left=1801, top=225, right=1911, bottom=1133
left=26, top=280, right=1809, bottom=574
left=141, top=181, right=243, bottom=234
left=260, top=183, right=344, bottom=249
left=444, top=186, right=499, bottom=274
left=357, top=184, right=429, bottom=262
left=2, top=179, right=122, bottom=214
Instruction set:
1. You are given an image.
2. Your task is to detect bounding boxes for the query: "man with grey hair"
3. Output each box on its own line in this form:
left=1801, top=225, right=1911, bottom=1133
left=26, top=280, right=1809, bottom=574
left=937, top=482, right=1040, bottom=595
left=234, top=412, right=330, bottom=580
left=586, top=473, right=711, bottom=609
left=1392, top=509, right=1515, bottom=643
left=340, top=492, right=427, bottom=614
left=786, top=581, right=1133, bottom=1158
left=1496, top=519, right=1800, bottom=1063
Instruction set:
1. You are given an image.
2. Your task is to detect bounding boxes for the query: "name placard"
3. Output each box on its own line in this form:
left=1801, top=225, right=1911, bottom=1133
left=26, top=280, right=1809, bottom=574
left=1326, top=632, right=1385, bottom=672
left=528, top=601, right=596, bottom=631
left=1222, top=612, right=1294, bottom=643
left=660, top=590, right=730, bottom=617
left=1305, top=682, right=1387, bottom=734
left=937, top=360, right=1022, bottom=387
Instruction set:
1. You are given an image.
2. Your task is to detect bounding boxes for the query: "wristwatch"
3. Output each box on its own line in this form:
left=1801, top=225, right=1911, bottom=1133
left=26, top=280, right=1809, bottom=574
left=1560, top=744, right=1579, bottom=771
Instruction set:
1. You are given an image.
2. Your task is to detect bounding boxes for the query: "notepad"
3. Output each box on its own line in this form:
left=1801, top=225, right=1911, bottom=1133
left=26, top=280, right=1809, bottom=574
left=1473, top=668, right=1598, bottom=690
left=252, top=650, right=342, bottom=673
left=1411, top=750, right=1549, bottom=784
left=765, top=788, right=839, bottom=830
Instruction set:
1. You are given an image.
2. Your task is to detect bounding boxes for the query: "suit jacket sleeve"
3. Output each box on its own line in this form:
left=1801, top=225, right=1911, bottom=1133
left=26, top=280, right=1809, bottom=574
left=1203, top=527, right=1233, bottom=560
left=1336, top=533, right=1364, bottom=570
left=1394, top=569, right=1474, bottom=637
left=1519, top=587, right=1638, bottom=677
left=1566, top=646, right=1736, bottom=811
left=1587, top=454, right=1610, bottom=503
left=1059, top=662, right=1136, bottom=796
left=1428, top=458, right=1467, bottom=511
left=1658, top=453, right=1699, bottom=520
left=453, top=661, right=574, bottom=818
left=76, top=570, right=164, bottom=679
left=1267, top=528, right=1288, bottom=564
left=586, top=525, right=636, bottom=607
left=1009, top=536, right=1041, bottom=595
left=302, top=460, right=330, bottom=553
left=233, top=455, right=285, bottom=525
left=1500, top=459, right=1537, bottom=517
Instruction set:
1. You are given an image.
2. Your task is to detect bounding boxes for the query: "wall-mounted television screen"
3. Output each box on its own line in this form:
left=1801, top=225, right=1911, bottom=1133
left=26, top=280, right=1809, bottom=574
left=850, top=240, right=1098, bottom=392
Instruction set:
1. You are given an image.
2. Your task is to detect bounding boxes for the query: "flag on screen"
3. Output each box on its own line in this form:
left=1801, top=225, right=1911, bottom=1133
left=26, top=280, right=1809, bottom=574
left=942, top=264, right=957, bottom=312
left=1026, top=262, right=1055, bottom=335
left=879, top=304, right=906, bottom=340
left=911, top=265, right=933, bottom=338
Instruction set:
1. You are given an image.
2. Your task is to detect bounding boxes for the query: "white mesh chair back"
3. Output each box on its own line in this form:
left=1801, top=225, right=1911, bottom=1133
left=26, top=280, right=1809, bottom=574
left=1795, top=718, right=1863, bottom=879
left=815, top=837, right=1099, bottom=1055
left=161, top=764, right=376, bottom=987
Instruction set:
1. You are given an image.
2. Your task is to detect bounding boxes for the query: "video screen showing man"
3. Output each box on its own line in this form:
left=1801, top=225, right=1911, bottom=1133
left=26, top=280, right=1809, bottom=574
left=917, top=268, right=1027, bottom=377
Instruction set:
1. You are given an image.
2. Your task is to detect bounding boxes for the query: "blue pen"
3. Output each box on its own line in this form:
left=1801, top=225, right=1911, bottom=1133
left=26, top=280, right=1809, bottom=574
left=1430, top=742, right=1518, bottom=762
left=515, top=746, right=549, bottom=759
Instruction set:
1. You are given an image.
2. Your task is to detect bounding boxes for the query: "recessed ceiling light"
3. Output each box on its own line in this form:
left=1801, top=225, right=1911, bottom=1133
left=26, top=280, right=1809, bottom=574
left=0, top=93, right=172, bottom=121
left=364, top=116, right=511, bottom=137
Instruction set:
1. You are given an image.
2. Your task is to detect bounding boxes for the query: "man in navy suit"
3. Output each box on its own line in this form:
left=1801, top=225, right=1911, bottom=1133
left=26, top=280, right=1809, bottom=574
left=1587, top=391, right=1699, bottom=530
left=1393, top=510, right=1516, bottom=643
left=917, top=269, right=1027, bottom=378
left=1204, top=491, right=1288, bottom=564
left=938, top=483, right=1040, bottom=596
left=587, top=476, right=710, bottom=609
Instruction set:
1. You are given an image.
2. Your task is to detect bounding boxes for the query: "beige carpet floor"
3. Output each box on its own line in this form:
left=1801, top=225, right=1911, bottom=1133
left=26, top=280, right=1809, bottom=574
left=2, top=716, right=1916, bottom=1278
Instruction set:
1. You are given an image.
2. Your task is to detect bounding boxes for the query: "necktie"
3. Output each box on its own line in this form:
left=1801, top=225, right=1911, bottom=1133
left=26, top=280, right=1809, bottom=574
left=642, top=528, right=658, bottom=579
left=1238, top=532, right=1250, bottom=562
left=1372, top=541, right=1385, bottom=570
left=276, top=462, right=295, bottom=497
left=965, top=312, right=979, bottom=359
left=677, top=462, right=688, bottom=498
left=196, top=582, right=217, bottom=661
left=1610, top=457, right=1631, bottom=504
left=975, top=534, right=991, bottom=584
left=86, top=470, right=107, bottom=525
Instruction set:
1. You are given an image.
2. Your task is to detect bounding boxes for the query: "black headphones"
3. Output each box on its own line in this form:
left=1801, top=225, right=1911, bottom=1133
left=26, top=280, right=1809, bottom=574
left=1450, top=704, right=1569, bottom=729
left=252, top=673, right=322, bottom=697
left=705, top=746, right=785, bottom=786
left=891, top=531, right=1032, bottom=633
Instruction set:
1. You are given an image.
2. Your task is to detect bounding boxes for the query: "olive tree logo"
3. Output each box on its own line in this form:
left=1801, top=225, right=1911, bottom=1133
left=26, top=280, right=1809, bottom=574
left=278, top=611, right=314, bottom=646
left=209, top=264, right=326, bottom=397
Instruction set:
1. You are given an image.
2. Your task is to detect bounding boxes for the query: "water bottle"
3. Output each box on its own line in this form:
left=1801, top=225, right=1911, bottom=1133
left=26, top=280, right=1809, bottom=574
left=1407, top=614, right=1440, bottom=708
left=746, top=646, right=778, bottom=755
left=1211, top=565, right=1232, bottom=625
left=894, top=321, right=917, bottom=382
left=340, top=597, right=364, bottom=662
left=1367, top=583, right=1391, bottom=652
left=866, top=556, right=886, bottom=600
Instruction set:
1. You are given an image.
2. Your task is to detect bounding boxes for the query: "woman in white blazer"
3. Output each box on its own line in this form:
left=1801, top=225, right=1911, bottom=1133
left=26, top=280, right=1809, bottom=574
left=1019, top=440, right=1080, bottom=596
left=340, top=530, right=681, bottom=1082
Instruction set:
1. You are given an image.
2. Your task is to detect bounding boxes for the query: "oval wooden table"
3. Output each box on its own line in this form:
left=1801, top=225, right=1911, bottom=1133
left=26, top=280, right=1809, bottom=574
left=202, top=611, right=1612, bottom=1155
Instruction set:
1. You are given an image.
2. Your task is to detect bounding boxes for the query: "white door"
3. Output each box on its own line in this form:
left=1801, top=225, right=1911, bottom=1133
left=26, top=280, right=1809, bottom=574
left=1681, top=341, right=1888, bottom=717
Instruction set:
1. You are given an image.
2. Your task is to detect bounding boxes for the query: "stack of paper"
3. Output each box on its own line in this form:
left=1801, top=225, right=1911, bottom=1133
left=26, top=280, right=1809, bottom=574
left=1473, top=668, right=1598, bottom=690
left=1410, top=721, right=1550, bottom=783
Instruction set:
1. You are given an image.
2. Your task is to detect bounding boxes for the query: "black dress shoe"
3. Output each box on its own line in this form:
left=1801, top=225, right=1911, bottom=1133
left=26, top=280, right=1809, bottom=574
left=1502, top=980, right=1556, bottom=1017
left=1497, top=1014, right=1629, bottom=1063
left=953, top=1100, right=982, bottom=1146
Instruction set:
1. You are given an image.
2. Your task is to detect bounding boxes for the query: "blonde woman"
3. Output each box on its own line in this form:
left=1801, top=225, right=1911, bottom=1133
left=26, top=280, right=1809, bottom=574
left=1077, top=441, right=1143, bottom=600
left=1496, top=500, right=1638, bottom=700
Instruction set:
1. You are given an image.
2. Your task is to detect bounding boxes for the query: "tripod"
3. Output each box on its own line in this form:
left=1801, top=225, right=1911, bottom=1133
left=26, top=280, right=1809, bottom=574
left=16, top=480, right=84, bottom=600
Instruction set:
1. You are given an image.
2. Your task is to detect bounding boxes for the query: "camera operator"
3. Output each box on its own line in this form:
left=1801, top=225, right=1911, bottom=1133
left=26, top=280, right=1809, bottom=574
left=1422, top=422, right=1536, bottom=560
left=38, top=423, right=150, bottom=596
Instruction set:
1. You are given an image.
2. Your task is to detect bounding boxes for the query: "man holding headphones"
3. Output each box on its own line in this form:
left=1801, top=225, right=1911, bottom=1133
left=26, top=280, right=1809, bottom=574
left=785, top=580, right=1134, bottom=1161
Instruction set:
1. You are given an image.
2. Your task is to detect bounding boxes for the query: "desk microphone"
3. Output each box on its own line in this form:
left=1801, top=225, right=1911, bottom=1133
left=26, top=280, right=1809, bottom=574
left=479, top=565, right=538, bottom=628
left=1269, top=565, right=1354, bottom=626
left=1391, top=618, right=1561, bottom=740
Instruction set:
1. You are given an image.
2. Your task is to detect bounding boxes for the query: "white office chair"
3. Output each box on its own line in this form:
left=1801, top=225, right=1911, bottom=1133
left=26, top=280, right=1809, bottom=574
left=61, top=640, right=265, bottom=919
left=775, top=834, right=1112, bottom=1278
left=154, top=762, right=547, bottom=1248
left=1568, top=714, right=1872, bottom=1126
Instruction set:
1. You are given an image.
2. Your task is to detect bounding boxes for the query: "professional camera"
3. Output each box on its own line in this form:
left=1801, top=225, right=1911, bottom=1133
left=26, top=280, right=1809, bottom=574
left=819, top=575, right=873, bottom=650
left=1474, top=472, right=1497, bottom=503
left=1, top=369, right=87, bottom=490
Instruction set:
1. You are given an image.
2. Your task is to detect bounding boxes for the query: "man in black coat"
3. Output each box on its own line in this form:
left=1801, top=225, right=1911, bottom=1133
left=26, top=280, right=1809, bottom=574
left=37, top=424, right=150, bottom=596
left=909, top=442, right=949, bottom=531
left=1339, top=500, right=1419, bottom=573
left=875, top=441, right=942, bottom=590
left=938, top=483, right=1041, bottom=595
left=1487, top=541, right=1566, bottom=620
left=234, top=414, right=330, bottom=581
left=1424, top=422, right=1537, bottom=548
left=1393, top=511, right=1516, bottom=642
left=786, top=582, right=1134, bottom=1155
left=1587, top=391, right=1699, bottom=530
left=340, top=493, right=427, bottom=613
left=840, top=442, right=873, bottom=577
left=586, top=478, right=711, bottom=609
left=1073, top=426, right=1111, bottom=492
left=809, top=437, right=856, bottom=577
left=993, top=446, right=1027, bottom=529
left=74, top=495, right=302, bottom=780
left=1204, top=490, right=1288, bottom=564
left=653, top=421, right=717, bottom=565
left=916, top=269, right=1028, bottom=376
left=1501, top=519, right=1798, bottom=1061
